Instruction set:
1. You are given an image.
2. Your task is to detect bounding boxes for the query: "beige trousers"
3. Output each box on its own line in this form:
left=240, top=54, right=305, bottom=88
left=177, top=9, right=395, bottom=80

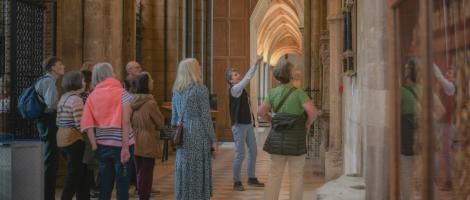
left=400, top=155, right=415, bottom=200
left=264, top=154, right=306, bottom=200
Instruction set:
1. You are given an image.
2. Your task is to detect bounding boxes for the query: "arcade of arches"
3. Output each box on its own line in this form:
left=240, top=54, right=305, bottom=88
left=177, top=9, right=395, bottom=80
left=1, top=0, right=469, bottom=199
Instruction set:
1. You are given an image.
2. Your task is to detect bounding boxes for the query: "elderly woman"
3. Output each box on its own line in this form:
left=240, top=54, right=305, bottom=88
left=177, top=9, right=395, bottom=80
left=56, top=71, right=89, bottom=200
left=172, top=58, right=216, bottom=200
left=258, top=60, right=317, bottom=200
left=81, top=63, right=135, bottom=200
left=130, top=72, right=164, bottom=200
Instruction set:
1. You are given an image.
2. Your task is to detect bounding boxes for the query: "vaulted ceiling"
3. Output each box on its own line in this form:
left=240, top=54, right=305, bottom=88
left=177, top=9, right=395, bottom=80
left=256, top=0, right=303, bottom=65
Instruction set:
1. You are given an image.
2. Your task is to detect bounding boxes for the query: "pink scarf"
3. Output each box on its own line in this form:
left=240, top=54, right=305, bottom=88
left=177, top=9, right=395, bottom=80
left=81, top=78, right=124, bottom=132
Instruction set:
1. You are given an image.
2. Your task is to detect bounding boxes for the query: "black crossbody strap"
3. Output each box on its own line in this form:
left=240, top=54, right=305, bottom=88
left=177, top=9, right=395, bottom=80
left=403, top=86, right=418, bottom=100
left=274, top=87, right=296, bottom=113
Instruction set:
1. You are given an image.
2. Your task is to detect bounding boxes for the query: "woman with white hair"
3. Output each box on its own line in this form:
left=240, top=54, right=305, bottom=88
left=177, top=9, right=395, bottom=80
left=172, top=58, right=216, bottom=200
left=80, top=62, right=135, bottom=200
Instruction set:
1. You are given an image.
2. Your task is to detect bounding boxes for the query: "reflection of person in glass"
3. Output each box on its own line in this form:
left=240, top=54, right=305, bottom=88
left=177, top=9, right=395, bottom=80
left=433, top=63, right=455, bottom=191
left=399, top=59, right=419, bottom=200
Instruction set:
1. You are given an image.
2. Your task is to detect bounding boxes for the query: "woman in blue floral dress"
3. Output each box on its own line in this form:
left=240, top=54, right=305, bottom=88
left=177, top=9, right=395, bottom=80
left=172, top=58, right=217, bottom=200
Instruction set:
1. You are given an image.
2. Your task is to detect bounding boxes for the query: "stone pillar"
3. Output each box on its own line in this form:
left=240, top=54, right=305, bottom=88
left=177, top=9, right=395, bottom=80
left=83, top=0, right=133, bottom=79
left=303, top=0, right=311, bottom=88
left=356, top=0, right=389, bottom=198
left=325, top=0, right=343, bottom=181
left=56, top=0, right=83, bottom=70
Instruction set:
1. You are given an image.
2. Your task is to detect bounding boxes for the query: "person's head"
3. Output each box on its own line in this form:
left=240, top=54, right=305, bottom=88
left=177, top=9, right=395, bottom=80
left=126, top=61, right=143, bottom=78
left=43, top=56, right=65, bottom=76
left=173, top=58, right=203, bottom=91
left=224, top=67, right=242, bottom=85
left=405, top=58, right=418, bottom=83
left=62, top=71, right=84, bottom=92
left=81, top=61, right=95, bottom=72
left=291, top=68, right=302, bottom=88
left=92, top=62, right=114, bottom=87
left=273, top=60, right=294, bottom=84
left=81, top=69, right=92, bottom=91
left=131, top=72, right=154, bottom=94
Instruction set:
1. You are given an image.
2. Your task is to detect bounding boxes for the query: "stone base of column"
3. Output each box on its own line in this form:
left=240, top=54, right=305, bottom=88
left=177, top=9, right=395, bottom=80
left=325, top=150, right=343, bottom=181
left=314, top=175, right=365, bottom=200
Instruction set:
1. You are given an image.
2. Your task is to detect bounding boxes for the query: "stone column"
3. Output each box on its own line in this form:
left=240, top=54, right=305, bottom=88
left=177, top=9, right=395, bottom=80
left=357, top=0, right=389, bottom=198
left=83, top=0, right=132, bottom=79
left=325, top=0, right=343, bottom=181
left=303, top=0, right=311, bottom=88
left=56, top=0, right=83, bottom=71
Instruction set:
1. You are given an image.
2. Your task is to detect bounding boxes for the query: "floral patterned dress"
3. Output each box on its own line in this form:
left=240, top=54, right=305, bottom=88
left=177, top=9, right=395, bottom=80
left=171, top=84, right=216, bottom=200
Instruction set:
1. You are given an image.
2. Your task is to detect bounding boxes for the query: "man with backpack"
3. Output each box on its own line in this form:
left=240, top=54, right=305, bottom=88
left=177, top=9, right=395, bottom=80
left=36, top=56, right=65, bottom=200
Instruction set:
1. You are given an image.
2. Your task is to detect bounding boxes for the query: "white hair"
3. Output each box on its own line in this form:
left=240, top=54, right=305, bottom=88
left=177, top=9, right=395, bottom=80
left=92, top=62, right=114, bottom=87
left=126, top=61, right=139, bottom=71
left=173, top=58, right=203, bottom=91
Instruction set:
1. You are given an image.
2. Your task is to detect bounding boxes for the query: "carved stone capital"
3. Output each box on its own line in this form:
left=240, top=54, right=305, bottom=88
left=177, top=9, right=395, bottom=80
left=342, top=0, right=354, bottom=12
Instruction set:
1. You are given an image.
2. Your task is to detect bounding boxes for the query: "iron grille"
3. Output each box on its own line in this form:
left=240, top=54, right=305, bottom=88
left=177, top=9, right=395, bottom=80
left=1, top=0, right=55, bottom=140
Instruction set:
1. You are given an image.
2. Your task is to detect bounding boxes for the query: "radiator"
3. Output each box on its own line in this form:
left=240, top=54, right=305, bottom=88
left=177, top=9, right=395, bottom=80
left=0, top=141, right=43, bottom=200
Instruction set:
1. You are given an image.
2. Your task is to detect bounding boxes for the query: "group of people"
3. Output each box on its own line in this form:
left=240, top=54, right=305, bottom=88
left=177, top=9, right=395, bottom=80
left=33, top=55, right=318, bottom=200
left=35, top=57, right=165, bottom=200
left=225, top=57, right=318, bottom=200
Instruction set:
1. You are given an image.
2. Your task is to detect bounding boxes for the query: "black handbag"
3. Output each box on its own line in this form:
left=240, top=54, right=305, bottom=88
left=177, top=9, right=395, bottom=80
left=263, top=87, right=306, bottom=155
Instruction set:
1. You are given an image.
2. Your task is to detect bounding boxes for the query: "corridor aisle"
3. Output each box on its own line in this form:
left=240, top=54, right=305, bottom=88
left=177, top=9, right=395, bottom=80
left=152, top=128, right=325, bottom=200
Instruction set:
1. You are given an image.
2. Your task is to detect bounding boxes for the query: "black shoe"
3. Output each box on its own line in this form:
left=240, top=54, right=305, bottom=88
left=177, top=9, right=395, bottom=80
left=233, top=181, right=245, bottom=191
left=247, top=177, right=265, bottom=187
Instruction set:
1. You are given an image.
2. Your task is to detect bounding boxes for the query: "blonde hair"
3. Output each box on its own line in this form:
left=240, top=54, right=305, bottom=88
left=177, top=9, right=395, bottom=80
left=173, top=58, right=203, bottom=91
left=92, top=62, right=114, bottom=87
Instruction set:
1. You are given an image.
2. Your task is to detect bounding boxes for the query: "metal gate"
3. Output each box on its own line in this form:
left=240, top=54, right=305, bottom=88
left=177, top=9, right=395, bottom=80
left=1, top=0, right=55, bottom=140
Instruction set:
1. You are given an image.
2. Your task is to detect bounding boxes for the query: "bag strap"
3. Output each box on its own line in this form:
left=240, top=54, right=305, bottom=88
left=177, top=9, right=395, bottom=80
left=403, top=85, right=418, bottom=100
left=274, top=87, right=296, bottom=113
left=34, top=75, right=53, bottom=102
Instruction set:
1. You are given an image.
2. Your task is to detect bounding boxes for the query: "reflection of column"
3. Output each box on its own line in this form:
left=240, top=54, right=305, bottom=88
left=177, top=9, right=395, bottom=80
left=325, top=0, right=343, bottom=181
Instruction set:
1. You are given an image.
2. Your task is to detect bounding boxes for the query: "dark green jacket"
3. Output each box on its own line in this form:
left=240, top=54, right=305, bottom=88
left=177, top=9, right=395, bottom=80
left=263, top=113, right=307, bottom=156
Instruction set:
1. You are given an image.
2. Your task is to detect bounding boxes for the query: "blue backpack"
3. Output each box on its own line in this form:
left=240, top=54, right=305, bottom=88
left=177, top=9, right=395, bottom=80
left=17, top=77, right=47, bottom=120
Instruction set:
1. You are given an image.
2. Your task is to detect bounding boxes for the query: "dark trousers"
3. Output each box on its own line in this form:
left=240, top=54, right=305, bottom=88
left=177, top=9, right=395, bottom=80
left=60, top=140, right=90, bottom=200
left=134, top=156, right=155, bottom=200
left=36, top=113, right=59, bottom=200
left=97, top=144, right=134, bottom=200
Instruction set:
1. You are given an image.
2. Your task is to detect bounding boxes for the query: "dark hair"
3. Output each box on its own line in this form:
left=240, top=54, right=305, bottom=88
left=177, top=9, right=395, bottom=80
left=406, top=59, right=418, bottom=83
left=131, top=73, right=150, bottom=94
left=62, top=71, right=83, bottom=92
left=42, top=56, right=61, bottom=72
left=273, top=60, right=294, bottom=84
left=81, top=70, right=92, bottom=91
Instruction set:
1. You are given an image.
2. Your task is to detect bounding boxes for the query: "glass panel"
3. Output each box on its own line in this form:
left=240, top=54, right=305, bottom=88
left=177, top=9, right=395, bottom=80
left=395, top=1, right=426, bottom=199
left=431, top=0, right=469, bottom=198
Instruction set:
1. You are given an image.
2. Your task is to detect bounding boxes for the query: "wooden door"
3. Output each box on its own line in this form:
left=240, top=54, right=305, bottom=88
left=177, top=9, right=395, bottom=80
left=212, top=0, right=257, bottom=141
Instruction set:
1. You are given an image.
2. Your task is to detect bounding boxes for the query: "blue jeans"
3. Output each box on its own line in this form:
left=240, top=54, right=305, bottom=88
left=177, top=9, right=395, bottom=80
left=96, top=144, right=134, bottom=200
left=232, top=124, right=257, bottom=182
